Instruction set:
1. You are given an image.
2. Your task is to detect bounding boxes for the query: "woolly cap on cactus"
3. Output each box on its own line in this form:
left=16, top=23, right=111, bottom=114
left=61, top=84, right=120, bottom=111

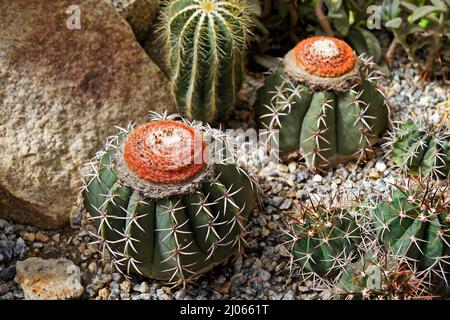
left=81, top=113, right=258, bottom=283
left=284, top=36, right=361, bottom=92
left=116, top=119, right=214, bottom=198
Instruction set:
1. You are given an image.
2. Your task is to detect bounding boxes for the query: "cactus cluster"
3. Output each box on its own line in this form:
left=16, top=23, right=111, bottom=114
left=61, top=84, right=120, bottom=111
left=161, top=0, right=252, bottom=124
left=81, top=113, right=257, bottom=283
left=386, top=117, right=450, bottom=180
left=373, top=177, right=450, bottom=283
left=256, top=36, right=389, bottom=171
left=283, top=196, right=363, bottom=280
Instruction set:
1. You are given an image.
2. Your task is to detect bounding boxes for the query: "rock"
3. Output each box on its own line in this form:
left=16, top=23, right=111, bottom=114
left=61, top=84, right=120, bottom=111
left=312, top=174, right=323, bottom=183
left=375, top=161, right=387, bottom=173
left=0, top=265, right=16, bottom=281
left=0, top=0, right=175, bottom=228
left=119, top=280, right=132, bottom=293
left=97, top=287, right=110, bottom=300
left=14, top=257, right=84, bottom=300
left=106, top=0, right=159, bottom=41
left=35, top=232, right=49, bottom=243
left=20, top=232, right=35, bottom=243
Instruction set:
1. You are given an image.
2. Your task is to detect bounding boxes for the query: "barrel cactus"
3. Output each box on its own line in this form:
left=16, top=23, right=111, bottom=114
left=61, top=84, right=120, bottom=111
left=161, top=0, right=252, bottom=124
left=334, top=253, right=427, bottom=300
left=81, top=113, right=258, bottom=283
left=373, top=177, right=450, bottom=283
left=284, top=198, right=363, bottom=279
left=386, top=117, right=450, bottom=180
left=255, top=36, right=389, bottom=171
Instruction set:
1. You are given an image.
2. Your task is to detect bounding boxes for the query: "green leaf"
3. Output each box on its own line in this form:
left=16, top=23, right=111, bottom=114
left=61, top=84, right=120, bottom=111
left=385, top=17, right=403, bottom=28
left=431, top=0, right=448, bottom=10
left=412, top=5, right=444, bottom=22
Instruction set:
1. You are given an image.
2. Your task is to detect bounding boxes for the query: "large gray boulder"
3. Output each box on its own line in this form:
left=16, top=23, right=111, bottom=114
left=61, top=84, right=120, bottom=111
left=0, top=0, right=175, bottom=228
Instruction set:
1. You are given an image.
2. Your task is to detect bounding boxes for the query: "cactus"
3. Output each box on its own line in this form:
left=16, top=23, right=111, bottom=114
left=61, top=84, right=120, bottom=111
left=386, top=117, right=450, bottom=180
left=373, top=176, right=450, bottom=284
left=334, top=253, right=428, bottom=300
left=255, top=36, right=389, bottom=171
left=161, top=0, right=252, bottom=123
left=283, top=196, right=363, bottom=279
left=81, top=113, right=257, bottom=283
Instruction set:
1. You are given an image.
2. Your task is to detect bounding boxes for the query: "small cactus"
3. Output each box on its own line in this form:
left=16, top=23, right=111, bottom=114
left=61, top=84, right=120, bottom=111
left=283, top=196, right=363, bottom=279
left=373, top=176, right=450, bottom=284
left=334, top=253, right=428, bottom=300
left=386, top=117, right=450, bottom=180
left=81, top=113, right=257, bottom=283
left=161, top=0, right=252, bottom=123
left=255, top=36, right=389, bottom=171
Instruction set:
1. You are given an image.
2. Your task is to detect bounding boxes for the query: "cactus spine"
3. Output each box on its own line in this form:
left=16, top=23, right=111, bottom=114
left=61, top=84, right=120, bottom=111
left=386, top=117, right=450, bottom=180
left=284, top=197, right=363, bottom=279
left=256, top=36, right=389, bottom=171
left=373, top=177, right=450, bottom=283
left=334, top=253, right=427, bottom=300
left=162, top=0, right=252, bottom=123
left=81, top=113, right=257, bottom=283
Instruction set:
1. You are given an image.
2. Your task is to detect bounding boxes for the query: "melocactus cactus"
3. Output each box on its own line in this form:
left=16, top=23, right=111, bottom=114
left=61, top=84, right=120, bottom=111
left=334, top=253, right=427, bottom=300
left=161, top=0, right=252, bottom=124
left=373, top=177, right=450, bottom=283
left=386, top=117, right=450, bottom=180
left=82, top=113, right=257, bottom=283
left=256, top=36, right=389, bottom=171
left=284, top=197, right=363, bottom=279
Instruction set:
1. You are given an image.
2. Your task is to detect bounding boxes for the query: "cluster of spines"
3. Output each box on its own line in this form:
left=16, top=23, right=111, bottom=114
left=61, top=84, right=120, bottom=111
left=372, top=176, right=450, bottom=286
left=80, top=112, right=258, bottom=285
left=160, top=0, right=252, bottom=123
left=384, top=115, right=450, bottom=180
left=259, top=54, right=386, bottom=170
left=281, top=195, right=370, bottom=284
left=333, top=253, right=430, bottom=300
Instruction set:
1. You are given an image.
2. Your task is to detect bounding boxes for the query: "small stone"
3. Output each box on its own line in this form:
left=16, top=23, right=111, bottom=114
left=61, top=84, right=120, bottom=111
left=368, top=169, right=382, bottom=179
left=15, top=257, right=84, bottom=300
left=375, top=161, right=387, bottom=173
left=312, top=174, right=323, bottom=183
left=279, top=198, right=292, bottom=210
left=260, top=228, right=270, bottom=237
left=282, top=290, right=295, bottom=300
left=156, top=289, right=171, bottom=300
left=0, top=265, right=16, bottom=281
left=0, top=292, right=14, bottom=300
left=119, top=280, right=132, bottom=293
left=277, top=164, right=288, bottom=173
left=35, top=232, right=49, bottom=243
left=109, top=281, right=119, bottom=290
left=120, top=292, right=131, bottom=300
left=288, top=162, right=297, bottom=174
left=88, top=262, right=97, bottom=273
left=259, top=270, right=271, bottom=282
left=234, top=255, right=243, bottom=273
left=98, top=288, right=110, bottom=300
left=136, top=282, right=150, bottom=293
left=20, top=231, right=35, bottom=242
left=139, top=293, right=151, bottom=300
left=52, top=234, right=61, bottom=243
left=267, top=222, right=277, bottom=230
left=174, top=288, right=187, bottom=300
left=111, top=272, right=122, bottom=282
left=0, top=283, right=9, bottom=295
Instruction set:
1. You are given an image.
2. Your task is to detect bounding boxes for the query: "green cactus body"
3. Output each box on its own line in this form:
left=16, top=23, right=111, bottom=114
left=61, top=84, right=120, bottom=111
left=289, top=205, right=362, bottom=279
left=256, top=36, right=389, bottom=171
left=82, top=115, right=257, bottom=282
left=373, top=178, right=450, bottom=278
left=335, top=254, right=425, bottom=300
left=162, top=0, right=251, bottom=123
left=390, top=119, right=450, bottom=180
